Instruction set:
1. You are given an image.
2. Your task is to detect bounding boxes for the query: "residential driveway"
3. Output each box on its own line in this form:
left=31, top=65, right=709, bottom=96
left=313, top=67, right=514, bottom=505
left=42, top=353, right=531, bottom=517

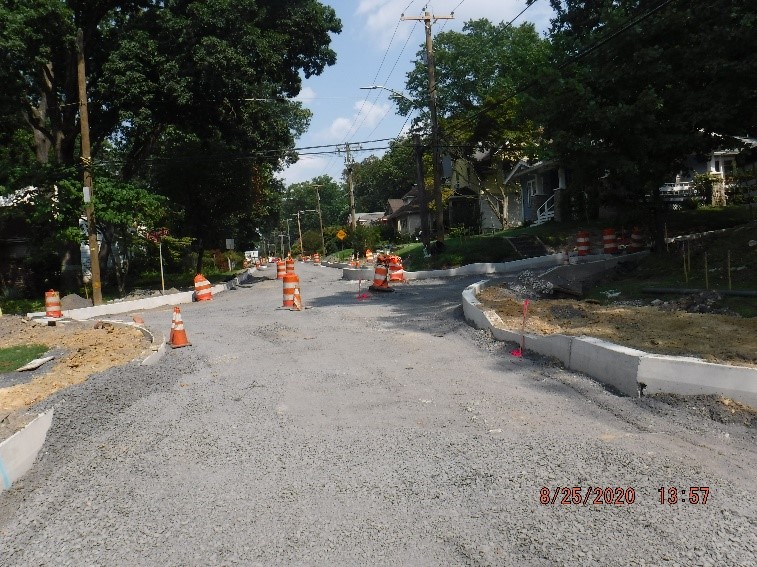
left=1, top=263, right=755, bottom=566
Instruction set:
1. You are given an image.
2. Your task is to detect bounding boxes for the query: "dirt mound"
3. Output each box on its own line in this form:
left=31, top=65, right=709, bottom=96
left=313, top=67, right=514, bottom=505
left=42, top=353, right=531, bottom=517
left=0, top=316, right=151, bottom=440
left=478, top=285, right=757, bottom=367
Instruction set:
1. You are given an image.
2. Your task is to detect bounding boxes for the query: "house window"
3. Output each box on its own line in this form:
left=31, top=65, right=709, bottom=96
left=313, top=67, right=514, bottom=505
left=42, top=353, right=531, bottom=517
left=714, top=160, right=720, bottom=173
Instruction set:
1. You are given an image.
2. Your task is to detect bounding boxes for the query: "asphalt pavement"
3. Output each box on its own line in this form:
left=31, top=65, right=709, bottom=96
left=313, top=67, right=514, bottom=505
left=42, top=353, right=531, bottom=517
left=1, top=262, right=755, bottom=566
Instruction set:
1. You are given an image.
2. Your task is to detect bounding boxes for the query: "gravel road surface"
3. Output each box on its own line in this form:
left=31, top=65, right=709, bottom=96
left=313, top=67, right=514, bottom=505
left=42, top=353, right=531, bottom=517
left=1, top=262, right=755, bottom=566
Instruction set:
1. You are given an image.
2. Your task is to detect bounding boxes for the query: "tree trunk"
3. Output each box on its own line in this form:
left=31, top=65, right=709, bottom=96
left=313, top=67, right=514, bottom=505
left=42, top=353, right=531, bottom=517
left=651, top=186, right=667, bottom=253
left=195, top=238, right=205, bottom=275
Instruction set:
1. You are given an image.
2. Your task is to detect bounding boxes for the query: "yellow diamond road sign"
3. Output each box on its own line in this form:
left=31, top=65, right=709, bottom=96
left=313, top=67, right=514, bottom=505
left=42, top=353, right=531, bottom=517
left=336, top=229, right=347, bottom=240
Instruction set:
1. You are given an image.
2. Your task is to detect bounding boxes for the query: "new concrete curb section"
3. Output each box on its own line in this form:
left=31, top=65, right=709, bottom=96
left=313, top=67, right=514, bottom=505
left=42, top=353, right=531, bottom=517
left=337, top=251, right=649, bottom=282
left=463, top=280, right=757, bottom=407
left=26, top=270, right=255, bottom=321
left=0, top=409, right=53, bottom=493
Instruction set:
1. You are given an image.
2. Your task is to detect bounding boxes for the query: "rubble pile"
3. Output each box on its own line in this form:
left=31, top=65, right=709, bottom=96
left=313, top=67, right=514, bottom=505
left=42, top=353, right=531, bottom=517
left=650, top=291, right=736, bottom=315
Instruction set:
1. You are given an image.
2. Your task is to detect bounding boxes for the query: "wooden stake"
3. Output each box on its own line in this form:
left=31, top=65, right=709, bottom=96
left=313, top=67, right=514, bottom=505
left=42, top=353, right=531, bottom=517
left=687, top=242, right=691, bottom=274
left=727, top=250, right=732, bottom=290
left=683, top=253, right=688, bottom=283
left=704, top=252, right=709, bottom=290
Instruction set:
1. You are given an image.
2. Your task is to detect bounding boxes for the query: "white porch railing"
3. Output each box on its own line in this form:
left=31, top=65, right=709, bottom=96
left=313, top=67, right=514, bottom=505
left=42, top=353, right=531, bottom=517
left=533, top=193, right=555, bottom=226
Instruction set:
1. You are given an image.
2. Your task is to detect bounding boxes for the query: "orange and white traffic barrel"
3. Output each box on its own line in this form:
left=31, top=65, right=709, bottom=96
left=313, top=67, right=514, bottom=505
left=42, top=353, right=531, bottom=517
left=365, top=249, right=374, bottom=263
left=194, top=274, right=213, bottom=301
left=313, top=253, right=321, bottom=266
left=602, top=228, right=618, bottom=254
left=282, top=273, right=298, bottom=308
left=276, top=260, right=285, bottom=280
left=45, top=289, right=62, bottom=318
left=388, top=255, right=405, bottom=282
left=370, top=264, right=390, bottom=290
left=629, top=227, right=644, bottom=252
left=286, top=257, right=295, bottom=274
left=576, top=231, right=590, bottom=256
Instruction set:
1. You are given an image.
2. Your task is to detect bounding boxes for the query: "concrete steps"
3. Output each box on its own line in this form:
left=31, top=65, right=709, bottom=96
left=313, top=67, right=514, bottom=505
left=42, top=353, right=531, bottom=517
left=506, top=236, right=550, bottom=258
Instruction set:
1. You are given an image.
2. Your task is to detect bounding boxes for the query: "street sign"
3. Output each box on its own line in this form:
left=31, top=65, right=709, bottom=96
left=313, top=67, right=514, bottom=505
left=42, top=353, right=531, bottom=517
left=336, top=229, right=347, bottom=240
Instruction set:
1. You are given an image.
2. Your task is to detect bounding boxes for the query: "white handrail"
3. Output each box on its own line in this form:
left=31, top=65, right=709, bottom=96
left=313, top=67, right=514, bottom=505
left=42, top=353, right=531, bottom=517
left=537, top=194, right=555, bottom=218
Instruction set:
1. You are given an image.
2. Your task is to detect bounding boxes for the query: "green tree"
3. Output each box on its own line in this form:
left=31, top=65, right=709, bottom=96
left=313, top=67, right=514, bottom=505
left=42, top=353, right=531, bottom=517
left=401, top=19, right=549, bottom=161
left=532, top=0, right=757, bottom=246
left=0, top=0, right=342, bottom=282
left=352, top=136, right=416, bottom=212
left=283, top=175, right=348, bottom=231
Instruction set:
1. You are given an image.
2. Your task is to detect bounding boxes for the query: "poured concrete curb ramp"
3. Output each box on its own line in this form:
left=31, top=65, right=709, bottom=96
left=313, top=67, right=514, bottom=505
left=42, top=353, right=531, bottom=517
left=462, top=280, right=757, bottom=406
left=26, top=270, right=255, bottom=321
left=0, top=409, right=53, bottom=492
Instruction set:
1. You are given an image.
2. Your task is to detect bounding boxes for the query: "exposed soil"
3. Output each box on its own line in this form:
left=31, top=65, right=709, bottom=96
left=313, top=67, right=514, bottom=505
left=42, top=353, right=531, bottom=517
left=0, top=316, right=151, bottom=441
left=478, top=285, right=757, bottom=368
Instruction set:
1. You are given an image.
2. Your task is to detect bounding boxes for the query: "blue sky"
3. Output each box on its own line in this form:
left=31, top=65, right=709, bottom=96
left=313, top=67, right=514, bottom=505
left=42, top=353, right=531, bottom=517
left=279, top=0, right=555, bottom=187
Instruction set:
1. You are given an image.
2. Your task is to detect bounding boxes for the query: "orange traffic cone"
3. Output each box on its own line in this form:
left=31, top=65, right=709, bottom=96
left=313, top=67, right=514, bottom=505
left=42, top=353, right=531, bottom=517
left=169, top=306, right=191, bottom=348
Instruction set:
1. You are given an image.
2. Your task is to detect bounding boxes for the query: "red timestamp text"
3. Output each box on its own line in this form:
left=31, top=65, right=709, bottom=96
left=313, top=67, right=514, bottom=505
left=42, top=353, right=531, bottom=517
left=658, top=486, right=710, bottom=505
left=539, top=486, right=636, bottom=506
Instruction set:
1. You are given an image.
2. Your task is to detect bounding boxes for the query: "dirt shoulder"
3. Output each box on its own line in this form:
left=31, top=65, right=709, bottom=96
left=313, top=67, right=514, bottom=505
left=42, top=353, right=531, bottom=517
left=0, top=316, right=151, bottom=441
left=478, top=286, right=757, bottom=368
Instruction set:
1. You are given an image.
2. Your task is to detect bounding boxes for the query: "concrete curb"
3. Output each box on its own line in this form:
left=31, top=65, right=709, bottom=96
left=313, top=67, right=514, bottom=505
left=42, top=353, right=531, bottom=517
left=0, top=409, right=54, bottom=493
left=342, top=267, right=375, bottom=280
left=335, top=252, right=647, bottom=282
left=27, top=270, right=255, bottom=321
left=462, top=280, right=757, bottom=406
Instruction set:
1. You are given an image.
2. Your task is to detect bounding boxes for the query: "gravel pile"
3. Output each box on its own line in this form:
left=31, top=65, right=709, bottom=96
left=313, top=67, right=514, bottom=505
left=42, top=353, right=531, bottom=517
left=1, top=267, right=755, bottom=566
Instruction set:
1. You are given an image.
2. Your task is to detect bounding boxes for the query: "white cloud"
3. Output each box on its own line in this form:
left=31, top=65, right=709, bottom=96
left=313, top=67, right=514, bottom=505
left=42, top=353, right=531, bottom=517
left=327, top=117, right=353, bottom=139
left=315, top=99, right=391, bottom=142
left=294, top=86, right=317, bottom=104
left=354, top=0, right=554, bottom=51
left=279, top=154, right=332, bottom=186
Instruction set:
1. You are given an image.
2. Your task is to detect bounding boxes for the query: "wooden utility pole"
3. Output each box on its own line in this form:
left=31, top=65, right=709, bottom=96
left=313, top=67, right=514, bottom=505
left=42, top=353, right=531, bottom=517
left=402, top=10, right=453, bottom=244
left=337, top=143, right=360, bottom=229
left=311, top=184, right=327, bottom=254
left=77, top=29, right=103, bottom=305
left=413, top=133, right=431, bottom=246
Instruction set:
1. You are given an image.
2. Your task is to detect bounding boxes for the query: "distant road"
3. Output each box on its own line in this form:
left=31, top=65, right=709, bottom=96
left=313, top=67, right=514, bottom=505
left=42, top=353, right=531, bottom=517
left=1, top=263, right=755, bottom=566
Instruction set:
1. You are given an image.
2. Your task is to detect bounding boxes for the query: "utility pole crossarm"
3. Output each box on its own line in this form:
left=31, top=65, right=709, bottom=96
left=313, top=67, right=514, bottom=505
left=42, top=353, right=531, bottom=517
left=400, top=13, right=454, bottom=22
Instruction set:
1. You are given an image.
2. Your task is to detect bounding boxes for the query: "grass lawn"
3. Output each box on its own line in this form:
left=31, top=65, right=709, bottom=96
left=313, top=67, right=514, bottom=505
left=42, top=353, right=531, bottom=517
left=0, top=344, right=49, bottom=372
left=395, top=233, right=520, bottom=271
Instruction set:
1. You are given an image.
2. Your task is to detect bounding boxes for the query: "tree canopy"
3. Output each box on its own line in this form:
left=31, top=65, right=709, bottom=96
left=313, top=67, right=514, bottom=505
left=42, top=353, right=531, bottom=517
left=351, top=136, right=417, bottom=212
left=401, top=20, right=549, bottom=163
left=0, top=0, right=342, bottom=289
left=533, top=0, right=757, bottom=200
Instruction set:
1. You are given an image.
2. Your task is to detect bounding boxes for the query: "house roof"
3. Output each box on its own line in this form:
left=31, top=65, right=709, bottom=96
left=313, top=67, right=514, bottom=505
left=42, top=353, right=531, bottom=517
left=386, top=199, right=404, bottom=215
left=354, top=212, right=385, bottom=225
left=508, top=159, right=558, bottom=180
left=386, top=199, right=421, bottom=220
left=400, top=185, right=422, bottom=201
